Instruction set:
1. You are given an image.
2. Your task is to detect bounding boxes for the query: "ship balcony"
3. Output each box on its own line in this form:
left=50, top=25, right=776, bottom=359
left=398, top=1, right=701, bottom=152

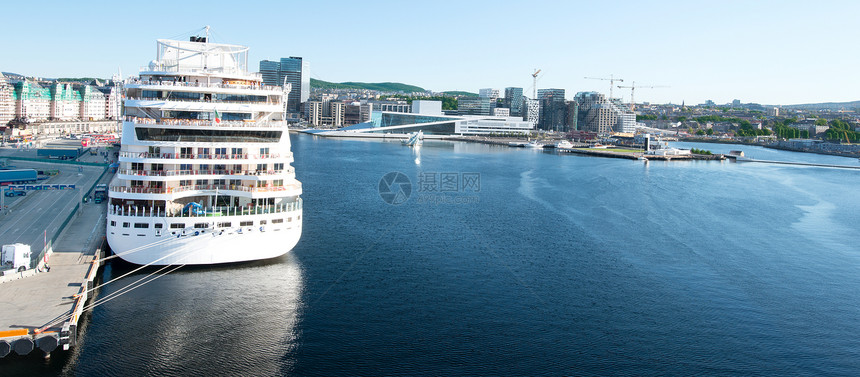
left=109, top=183, right=302, bottom=199
left=109, top=198, right=302, bottom=218
left=118, top=151, right=291, bottom=162
left=117, top=168, right=294, bottom=178
left=126, top=79, right=282, bottom=94
left=124, top=99, right=281, bottom=114
left=124, top=116, right=289, bottom=129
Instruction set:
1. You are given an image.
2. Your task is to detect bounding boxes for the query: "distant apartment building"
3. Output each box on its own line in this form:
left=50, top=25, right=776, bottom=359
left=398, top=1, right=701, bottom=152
left=0, top=73, right=14, bottom=125
left=479, top=88, right=500, bottom=101
left=523, top=98, right=540, bottom=126
left=259, top=57, right=309, bottom=114
left=504, top=87, right=523, bottom=118
left=307, top=100, right=364, bottom=127
left=537, top=88, right=567, bottom=132
left=14, top=80, right=51, bottom=121
left=566, top=101, right=578, bottom=131
left=768, top=107, right=780, bottom=117
left=575, top=91, right=635, bottom=135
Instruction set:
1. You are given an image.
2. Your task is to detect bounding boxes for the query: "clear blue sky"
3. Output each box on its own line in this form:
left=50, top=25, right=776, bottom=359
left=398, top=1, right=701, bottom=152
left=2, top=0, right=858, bottom=105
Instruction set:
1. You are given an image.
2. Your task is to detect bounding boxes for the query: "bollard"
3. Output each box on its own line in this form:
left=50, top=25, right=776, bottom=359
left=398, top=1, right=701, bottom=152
left=35, top=334, right=59, bottom=353
left=0, top=339, right=10, bottom=358
left=12, top=337, right=34, bottom=356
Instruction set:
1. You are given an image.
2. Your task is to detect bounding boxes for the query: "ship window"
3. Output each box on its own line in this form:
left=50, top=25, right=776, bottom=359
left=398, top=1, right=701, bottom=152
left=259, top=220, right=267, bottom=225
left=194, top=223, right=209, bottom=229
left=240, top=221, right=253, bottom=226
left=272, top=219, right=284, bottom=224
left=154, top=224, right=163, bottom=229
left=170, top=223, right=184, bottom=229
left=259, top=147, right=269, bottom=155
left=110, top=221, right=116, bottom=226
left=134, top=223, right=149, bottom=228
left=288, top=217, right=292, bottom=222
left=122, top=222, right=130, bottom=228
left=218, top=222, right=231, bottom=228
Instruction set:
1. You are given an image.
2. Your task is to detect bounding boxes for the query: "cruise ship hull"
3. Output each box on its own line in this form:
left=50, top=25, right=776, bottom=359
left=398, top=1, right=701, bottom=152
left=107, top=211, right=302, bottom=265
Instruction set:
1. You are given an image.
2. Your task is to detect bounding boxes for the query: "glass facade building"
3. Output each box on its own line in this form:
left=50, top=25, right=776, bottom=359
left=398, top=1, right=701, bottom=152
left=537, top=89, right=568, bottom=132
left=259, top=57, right=309, bottom=113
left=504, top=87, right=523, bottom=118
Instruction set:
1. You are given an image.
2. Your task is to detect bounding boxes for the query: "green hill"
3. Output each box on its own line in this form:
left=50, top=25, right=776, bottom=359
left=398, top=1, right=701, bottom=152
left=311, top=78, right=425, bottom=92
left=441, top=91, right=478, bottom=97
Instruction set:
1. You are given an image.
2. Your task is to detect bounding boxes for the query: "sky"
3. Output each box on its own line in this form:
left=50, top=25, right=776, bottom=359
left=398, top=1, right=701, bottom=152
left=2, top=0, right=859, bottom=106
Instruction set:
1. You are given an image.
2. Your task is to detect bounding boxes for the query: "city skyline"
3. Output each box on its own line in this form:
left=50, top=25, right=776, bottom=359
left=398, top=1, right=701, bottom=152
left=1, top=0, right=858, bottom=106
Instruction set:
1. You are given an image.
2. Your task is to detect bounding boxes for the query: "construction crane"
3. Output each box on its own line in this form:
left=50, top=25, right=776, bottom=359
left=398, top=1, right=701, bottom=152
left=531, top=69, right=541, bottom=99
left=584, top=74, right=624, bottom=100
left=616, top=81, right=669, bottom=111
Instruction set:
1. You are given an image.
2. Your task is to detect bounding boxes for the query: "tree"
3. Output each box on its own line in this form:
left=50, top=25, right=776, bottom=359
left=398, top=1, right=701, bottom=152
left=706, top=128, right=714, bottom=135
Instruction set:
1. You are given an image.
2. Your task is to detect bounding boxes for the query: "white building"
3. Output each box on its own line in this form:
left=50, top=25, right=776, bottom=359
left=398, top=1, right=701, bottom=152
left=523, top=99, right=540, bottom=126
left=412, top=100, right=442, bottom=115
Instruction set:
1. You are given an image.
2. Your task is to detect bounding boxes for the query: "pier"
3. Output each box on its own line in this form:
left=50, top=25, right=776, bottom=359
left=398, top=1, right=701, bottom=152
left=0, top=144, right=113, bottom=359
left=728, top=155, right=860, bottom=169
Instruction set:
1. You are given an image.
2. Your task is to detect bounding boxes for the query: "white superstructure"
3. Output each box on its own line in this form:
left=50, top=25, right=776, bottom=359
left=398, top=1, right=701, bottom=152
left=107, top=30, right=302, bottom=265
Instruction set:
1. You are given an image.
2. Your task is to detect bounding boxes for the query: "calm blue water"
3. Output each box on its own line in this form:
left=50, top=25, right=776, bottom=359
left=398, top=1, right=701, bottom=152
left=7, top=135, right=860, bottom=375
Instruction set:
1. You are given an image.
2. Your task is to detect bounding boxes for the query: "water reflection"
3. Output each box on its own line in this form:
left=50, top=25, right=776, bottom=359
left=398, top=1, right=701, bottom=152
left=69, top=253, right=304, bottom=376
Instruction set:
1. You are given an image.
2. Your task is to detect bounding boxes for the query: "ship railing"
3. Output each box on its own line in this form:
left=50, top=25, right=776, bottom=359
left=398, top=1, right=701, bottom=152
left=118, top=168, right=293, bottom=177
left=110, top=198, right=302, bottom=218
left=125, top=96, right=276, bottom=105
left=118, top=151, right=288, bottom=160
left=124, top=116, right=287, bottom=128
left=128, top=77, right=280, bottom=91
left=110, top=183, right=301, bottom=195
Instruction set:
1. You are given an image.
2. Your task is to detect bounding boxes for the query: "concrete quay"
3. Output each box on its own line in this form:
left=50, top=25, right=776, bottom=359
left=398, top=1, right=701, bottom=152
left=0, top=145, right=113, bottom=359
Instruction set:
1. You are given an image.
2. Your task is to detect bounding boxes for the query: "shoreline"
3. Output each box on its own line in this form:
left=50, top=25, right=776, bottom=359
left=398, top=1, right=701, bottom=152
left=680, top=137, right=860, bottom=159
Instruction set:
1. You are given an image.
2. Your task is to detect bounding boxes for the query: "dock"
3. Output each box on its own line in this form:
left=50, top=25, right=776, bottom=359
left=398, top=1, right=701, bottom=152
left=0, top=143, right=113, bottom=359
left=728, top=155, right=860, bottom=169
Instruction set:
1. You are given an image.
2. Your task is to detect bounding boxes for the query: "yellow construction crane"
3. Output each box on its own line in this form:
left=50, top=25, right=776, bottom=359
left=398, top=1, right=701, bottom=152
left=584, top=74, right=624, bottom=100
left=616, top=81, right=669, bottom=111
left=531, top=69, right=541, bottom=99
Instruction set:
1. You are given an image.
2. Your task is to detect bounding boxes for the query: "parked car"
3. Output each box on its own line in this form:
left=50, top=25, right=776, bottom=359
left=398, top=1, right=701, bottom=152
left=4, top=191, right=26, bottom=197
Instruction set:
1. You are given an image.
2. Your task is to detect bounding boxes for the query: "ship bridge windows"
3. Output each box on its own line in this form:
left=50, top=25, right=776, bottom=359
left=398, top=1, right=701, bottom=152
left=135, top=128, right=282, bottom=143
left=161, top=111, right=251, bottom=121
left=215, top=94, right=267, bottom=103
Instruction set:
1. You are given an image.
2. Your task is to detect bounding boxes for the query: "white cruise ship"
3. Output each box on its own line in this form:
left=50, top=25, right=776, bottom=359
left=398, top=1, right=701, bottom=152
left=107, top=30, right=302, bottom=265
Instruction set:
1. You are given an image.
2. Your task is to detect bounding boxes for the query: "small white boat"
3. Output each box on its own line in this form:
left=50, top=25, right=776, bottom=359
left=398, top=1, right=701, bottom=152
left=402, top=130, right=423, bottom=146
left=555, top=140, right=573, bottom=149
left=526, top=140, right=545, bottom=148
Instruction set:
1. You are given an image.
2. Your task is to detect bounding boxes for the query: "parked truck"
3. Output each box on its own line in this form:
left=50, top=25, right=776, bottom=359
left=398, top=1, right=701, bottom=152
left=0, top=169, right=38, bottom=185
left=1, top=243, right=31, bottom=273
left=37, top=147, right=81, bottom=160
left=93, top=183, right=108, bottom=203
